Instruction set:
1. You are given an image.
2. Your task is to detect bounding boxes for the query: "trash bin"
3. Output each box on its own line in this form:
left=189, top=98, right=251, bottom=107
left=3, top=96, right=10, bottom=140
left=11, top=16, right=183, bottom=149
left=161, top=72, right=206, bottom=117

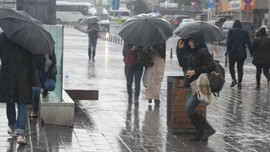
left=167, top=76, right=206, bottom=134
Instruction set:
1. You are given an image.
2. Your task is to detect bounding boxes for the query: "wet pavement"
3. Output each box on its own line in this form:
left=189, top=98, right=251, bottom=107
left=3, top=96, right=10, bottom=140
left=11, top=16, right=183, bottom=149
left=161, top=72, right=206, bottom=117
left=0, top=26, right=270, bottom=152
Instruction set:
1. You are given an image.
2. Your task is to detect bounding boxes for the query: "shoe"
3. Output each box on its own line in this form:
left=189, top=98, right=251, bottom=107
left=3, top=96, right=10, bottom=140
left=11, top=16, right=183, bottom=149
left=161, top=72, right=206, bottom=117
left=255, top=86, right=260, bottom=90
left=201, top=127, right=216, bottom=142
left=43, top=90, right=48, bottom=97
left=31, top=110, right=38, bottom=118
left=17, top=135, right=28, bottom=145
left=230, top=80, right=237, bottom=87
left=238, top=84, right=242, bottom=89
left=154, top=99, right=160, bottom=105
left=8, top=128, right=17, bottom=138
left=190, top=129, right=204, bottom=142
left=148, top=99, right=152, bottom=103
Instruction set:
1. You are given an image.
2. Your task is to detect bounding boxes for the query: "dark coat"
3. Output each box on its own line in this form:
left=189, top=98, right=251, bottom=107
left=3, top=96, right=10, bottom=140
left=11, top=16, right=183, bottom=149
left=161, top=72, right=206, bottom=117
left=185, top=31, right=216, bottom=86
left=251, top=28, right=270, bottom=65
left=87, top=23, right=100, bottom=39
left=176, top=38, right=191, bottom=72
left=0, top=33, right=40, bottom=104
left=122, top=43, right=143, bottom=67
left=227, top=20, right=251, bottom=60
left=34, top=52, right=57, bottom=83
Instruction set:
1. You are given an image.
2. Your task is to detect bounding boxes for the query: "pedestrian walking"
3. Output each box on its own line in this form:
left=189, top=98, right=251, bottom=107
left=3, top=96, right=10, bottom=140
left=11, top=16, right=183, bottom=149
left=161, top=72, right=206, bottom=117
left=181, top=31, right=216, bottom=142
left=142, top=43, right=166, bottom=105
left=250, top=27, right=270, bottom=89
left=123, top=43, right=144, bottom=105
left=31, top=52, right=57, bottom=117
left=0, top=32, right=40, bottom=145
left=227, top=20, right=251, bottom=89
left=87, top=22, right=100, bottom=61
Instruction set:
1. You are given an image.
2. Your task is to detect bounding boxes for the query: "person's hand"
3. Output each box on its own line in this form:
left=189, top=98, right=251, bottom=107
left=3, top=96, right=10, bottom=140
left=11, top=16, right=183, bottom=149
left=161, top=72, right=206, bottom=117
left=178, top=40, right=185, bottom=48
left=186, top=70, right=195, bottom=78
left=131, top=46, right=137, bottom=52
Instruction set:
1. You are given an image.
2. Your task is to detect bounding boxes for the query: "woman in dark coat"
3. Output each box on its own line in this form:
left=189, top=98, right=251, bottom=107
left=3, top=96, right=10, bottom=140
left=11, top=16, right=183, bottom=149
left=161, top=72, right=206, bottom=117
left=0, top=32, right=39, bottom=144
left=176, top=38, right=191, bottom=73
left=122, top=43, right=144, bottom=105
left=180, top=31, right=216, bottom=142
left=227, top=20, right=251, bottom=89
left=250, top=27, right=270, bottom=88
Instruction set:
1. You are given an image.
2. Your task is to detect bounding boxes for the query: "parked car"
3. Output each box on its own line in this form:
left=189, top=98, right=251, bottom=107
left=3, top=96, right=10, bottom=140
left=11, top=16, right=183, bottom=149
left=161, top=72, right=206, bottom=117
left=170, top=15, right=189, bottom=29
left=220, top=20, right=255, bottom=44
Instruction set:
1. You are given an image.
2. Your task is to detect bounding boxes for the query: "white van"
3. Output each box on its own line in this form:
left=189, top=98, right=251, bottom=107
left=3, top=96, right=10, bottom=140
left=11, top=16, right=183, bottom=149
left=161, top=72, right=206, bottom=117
left=56, top=1, right=95, bottom=23
left=109, top=9, right=130, bottom=22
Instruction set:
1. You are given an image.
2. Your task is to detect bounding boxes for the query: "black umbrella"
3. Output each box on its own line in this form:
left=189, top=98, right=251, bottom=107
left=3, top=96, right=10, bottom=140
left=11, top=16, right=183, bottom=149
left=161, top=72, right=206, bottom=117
left=118, top=13, right=173, bottom=46
left=81, top=16, right=101, bottom=24
left=0, top=9, right=55, bottom=54
left=174, top=21, right=225, bottom=43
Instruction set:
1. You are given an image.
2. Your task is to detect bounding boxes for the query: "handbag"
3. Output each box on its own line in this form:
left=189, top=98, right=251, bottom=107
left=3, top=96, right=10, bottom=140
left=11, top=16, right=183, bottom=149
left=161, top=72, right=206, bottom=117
left=124, top=51, right=138, bottom=68
left=43, top=78, right=55, bottom=91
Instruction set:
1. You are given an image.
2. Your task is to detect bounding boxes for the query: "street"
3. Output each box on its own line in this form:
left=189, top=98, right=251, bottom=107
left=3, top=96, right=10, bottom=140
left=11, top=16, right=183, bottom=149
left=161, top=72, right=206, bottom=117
left=61, top=25, right=270, bottom=152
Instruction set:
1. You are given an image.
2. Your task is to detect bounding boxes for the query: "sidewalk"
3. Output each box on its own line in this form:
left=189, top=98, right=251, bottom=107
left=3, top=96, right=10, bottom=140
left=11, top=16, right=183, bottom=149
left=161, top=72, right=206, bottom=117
left=0, top=26, right=269, bottom=152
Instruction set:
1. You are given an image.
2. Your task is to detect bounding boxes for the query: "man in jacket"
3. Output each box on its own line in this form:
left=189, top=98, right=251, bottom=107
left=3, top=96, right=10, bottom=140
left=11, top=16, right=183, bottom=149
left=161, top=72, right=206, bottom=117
left=227, top=20, right=251, bottom=89
left=250, top=27, right=270, bottom=89
left=180, top=31, right=216, bottom=142
left=0, top=32, right=40, bottom=145
left=87, top=22, right=100, bottom=61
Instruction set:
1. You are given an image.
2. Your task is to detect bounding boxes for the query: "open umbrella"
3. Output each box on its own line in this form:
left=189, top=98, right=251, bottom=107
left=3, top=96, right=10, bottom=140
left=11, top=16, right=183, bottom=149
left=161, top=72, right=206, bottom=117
left=83, top=16, right=101, bottom=24
left=174, top=21, right=225, bottom=43
left=118, top=13, right=173, bottom=46
left=0, top=9, right=55, bottom=54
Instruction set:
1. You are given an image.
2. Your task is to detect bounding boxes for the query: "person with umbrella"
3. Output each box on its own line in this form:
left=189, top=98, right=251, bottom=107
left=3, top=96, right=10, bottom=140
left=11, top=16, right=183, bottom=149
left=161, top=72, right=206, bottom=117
left=87, top=21, right=100, bottom=61
left=250, top=27, right=270, bottom=89
left=122, top=43, right=144, bottom=105
left=0, top=32, right=40, bottom=145
left=142, top=43, right=166, bottom=105
left=180, top=31, right=216, bottom=142
left=227, top=20, right=251, bottom=89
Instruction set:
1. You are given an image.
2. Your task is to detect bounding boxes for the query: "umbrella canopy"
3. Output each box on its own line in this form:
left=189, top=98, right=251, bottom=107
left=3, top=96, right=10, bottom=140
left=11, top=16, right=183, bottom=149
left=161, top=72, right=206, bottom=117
left=118, top=13, right=173, bottom=46
left=83, top=16, right=101, bottom=24
left=0, top=9, right=55, bottom=54
left=174, top=21, right=225, bottom=43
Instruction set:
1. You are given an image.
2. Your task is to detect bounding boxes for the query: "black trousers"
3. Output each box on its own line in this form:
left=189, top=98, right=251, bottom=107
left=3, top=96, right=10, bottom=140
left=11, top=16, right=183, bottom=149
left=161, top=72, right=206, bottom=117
left=229, top=57, right=245, bottom=84
left=255, top=64, right=270, bottom=86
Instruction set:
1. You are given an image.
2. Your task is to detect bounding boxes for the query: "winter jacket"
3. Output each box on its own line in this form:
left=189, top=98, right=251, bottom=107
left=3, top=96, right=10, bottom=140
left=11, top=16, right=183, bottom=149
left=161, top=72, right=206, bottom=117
left=87, top=23, right=100, bottom=39
left=185, top=31, right=216, bottom=86
left=122, top=42, right=143, bottom=67
left=251, top=27, right=270, bottom=65
left=176, top=38, right=191, bottom=72
left=227, top=20, right=251, bottom=60
left=34, top=52, right=57, bottom=83
left=0, top=33, right=40, bottom=104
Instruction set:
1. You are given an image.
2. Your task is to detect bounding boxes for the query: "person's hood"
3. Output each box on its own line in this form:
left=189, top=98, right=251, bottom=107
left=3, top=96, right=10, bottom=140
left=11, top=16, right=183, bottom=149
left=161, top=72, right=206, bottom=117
left=256, top=27, right=267, bottom=37
left=232, top=20, right=242, bottom=29
left=184, top=31, right=206, bottom=48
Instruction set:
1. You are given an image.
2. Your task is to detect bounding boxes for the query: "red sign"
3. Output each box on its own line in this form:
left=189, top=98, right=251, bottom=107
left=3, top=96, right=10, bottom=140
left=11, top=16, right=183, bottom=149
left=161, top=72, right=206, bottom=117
left=244, top=2, right=252, bottom=11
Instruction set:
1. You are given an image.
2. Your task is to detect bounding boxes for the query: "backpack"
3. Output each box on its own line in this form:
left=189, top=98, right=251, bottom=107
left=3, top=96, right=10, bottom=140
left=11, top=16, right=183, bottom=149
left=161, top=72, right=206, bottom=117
left=207, top=60, right=225, bottom=97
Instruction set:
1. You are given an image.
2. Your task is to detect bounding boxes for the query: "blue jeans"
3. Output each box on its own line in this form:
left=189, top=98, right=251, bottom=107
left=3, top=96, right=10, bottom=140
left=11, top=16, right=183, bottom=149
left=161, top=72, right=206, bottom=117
left=32, top=87, right=41, bottom=109
left=6, top=103, right=27, bottom=135
left=124, top=65, right=143, bottom=98
left=185, top=91, right=200, bottom=116
left=88, top=37, right=97, bottom=58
